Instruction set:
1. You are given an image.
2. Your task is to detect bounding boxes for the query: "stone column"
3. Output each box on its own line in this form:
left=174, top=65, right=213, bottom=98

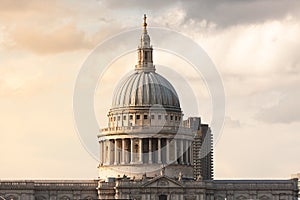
left=99, top=141, right=102, bottom=164
left=148, top=138, right=152, bottom=164
left=130, top=138, right=134, bottom=163
left=185, top=140, right=189, bottom=165
left=104, top=141, right=107, bottom=164
left=138, top=138, right=142, bottom=163
left=108, top=140, right=111, bottom=165
left=166, top=139, right=170, bottom=164
left=174, top=139, right=178, bottom=164
left=121, top=139, right=125, bottom=164
left=102, top=141, right=105, bottom=164
left=180, top=139, right=184, bottom=164
left=126, top=139, right=130, bottom=163
left=158, top=138, right=162, bottom=164
left=114, top=139, right=118, bottom=165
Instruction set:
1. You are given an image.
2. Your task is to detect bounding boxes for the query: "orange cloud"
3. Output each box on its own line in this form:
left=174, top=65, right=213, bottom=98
left=10, top=23, right=93, bottom=54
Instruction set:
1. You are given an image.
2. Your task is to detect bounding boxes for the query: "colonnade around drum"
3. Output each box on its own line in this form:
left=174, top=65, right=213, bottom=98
left=99, top=138, right=193, bottom=166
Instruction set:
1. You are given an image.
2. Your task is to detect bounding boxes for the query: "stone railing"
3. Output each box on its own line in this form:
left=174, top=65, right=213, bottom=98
left=0, top=181, right=35, bottom=189
left=97, top=181, right=116, bottom=188
left=99, top=125, right=194, bottom=136
left=0, top=180, right=98, bottom=190
left=115, top=180, right=143, bottom=188
left=207, top=179, right=299, bottom=191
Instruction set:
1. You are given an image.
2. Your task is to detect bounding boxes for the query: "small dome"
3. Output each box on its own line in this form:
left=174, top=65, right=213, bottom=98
left=111, top=71, right=181, bottom=112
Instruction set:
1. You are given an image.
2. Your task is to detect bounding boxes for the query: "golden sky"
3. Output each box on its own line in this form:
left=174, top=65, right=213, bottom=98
left=0, top=0, right=300, bottom=179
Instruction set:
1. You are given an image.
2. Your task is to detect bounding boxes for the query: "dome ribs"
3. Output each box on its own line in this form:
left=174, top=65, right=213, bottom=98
left=136, top=72, right=144, bottom=106
left=151, top=72, right=164, bottom=106
left=111, top=72, right=181, bottom=112
left=123, top=73, right=138, bottom=107
left=144, top=73, right=150, bottom=105
left=147, top=72, right=157, bottom=105
left=113, top=74, right=131, bottom=107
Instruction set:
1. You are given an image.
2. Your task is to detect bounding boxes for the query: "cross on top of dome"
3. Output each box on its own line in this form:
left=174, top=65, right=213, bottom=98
left=143, top=14, right=147, bottom=33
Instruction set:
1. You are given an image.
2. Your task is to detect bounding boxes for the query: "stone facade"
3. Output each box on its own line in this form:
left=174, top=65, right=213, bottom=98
left=0, top=177, right=298, bottom=200
left=98, top=175, right=298, bottom=200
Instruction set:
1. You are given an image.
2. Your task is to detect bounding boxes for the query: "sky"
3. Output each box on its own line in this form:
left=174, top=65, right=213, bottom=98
left=0, top=0, right=300, bottom=179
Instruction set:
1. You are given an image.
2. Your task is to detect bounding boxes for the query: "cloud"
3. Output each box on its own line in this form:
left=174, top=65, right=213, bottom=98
left=0, top=0, right=102, bottom=54
left=256, top=90, right=300, bottom=124
left=181, top=0, right=300, bottom=27
left=98, top=0, right=300, bottom=27
left=193, top=17, right=300, bottom=99
left=0, top=0, right=123, bottom=54
left=0, top=0, right=75, bottom=24
left=98, top=0, right=175, bottom=10
left=10, top=22, right=94, bottom=54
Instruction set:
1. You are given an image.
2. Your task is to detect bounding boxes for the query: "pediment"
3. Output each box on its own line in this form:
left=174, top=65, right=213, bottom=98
left=142, top=175, right=183, bottom=188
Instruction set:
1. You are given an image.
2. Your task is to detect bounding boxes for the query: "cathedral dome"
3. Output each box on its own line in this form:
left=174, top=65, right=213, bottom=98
left=109, top=14, right=181, bottom=113
left=111, top=71, right=181, bottom=112
left=98, top=15, right=195, bottom=180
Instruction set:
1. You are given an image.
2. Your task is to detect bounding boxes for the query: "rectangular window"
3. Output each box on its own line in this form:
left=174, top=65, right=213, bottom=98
left=158, top=115, right=162, bottom=120
left=175, top=116, right=178, bottom=121
left=117, top=116, right=120, bottom=121
left=130, top=115, right=133, bottom=120
left=113, top=117, right=116, bottom=121
left=165, top=115, right=168, bottom=120
left=144, top=115, right=148, bottom=119
left=123, top=116, right=126, bottom=120
left=136, top=115, right=140, bottom=120
left=151, top=115, right=155, bottom=119
left=170, top=116, right=173, bottom=120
